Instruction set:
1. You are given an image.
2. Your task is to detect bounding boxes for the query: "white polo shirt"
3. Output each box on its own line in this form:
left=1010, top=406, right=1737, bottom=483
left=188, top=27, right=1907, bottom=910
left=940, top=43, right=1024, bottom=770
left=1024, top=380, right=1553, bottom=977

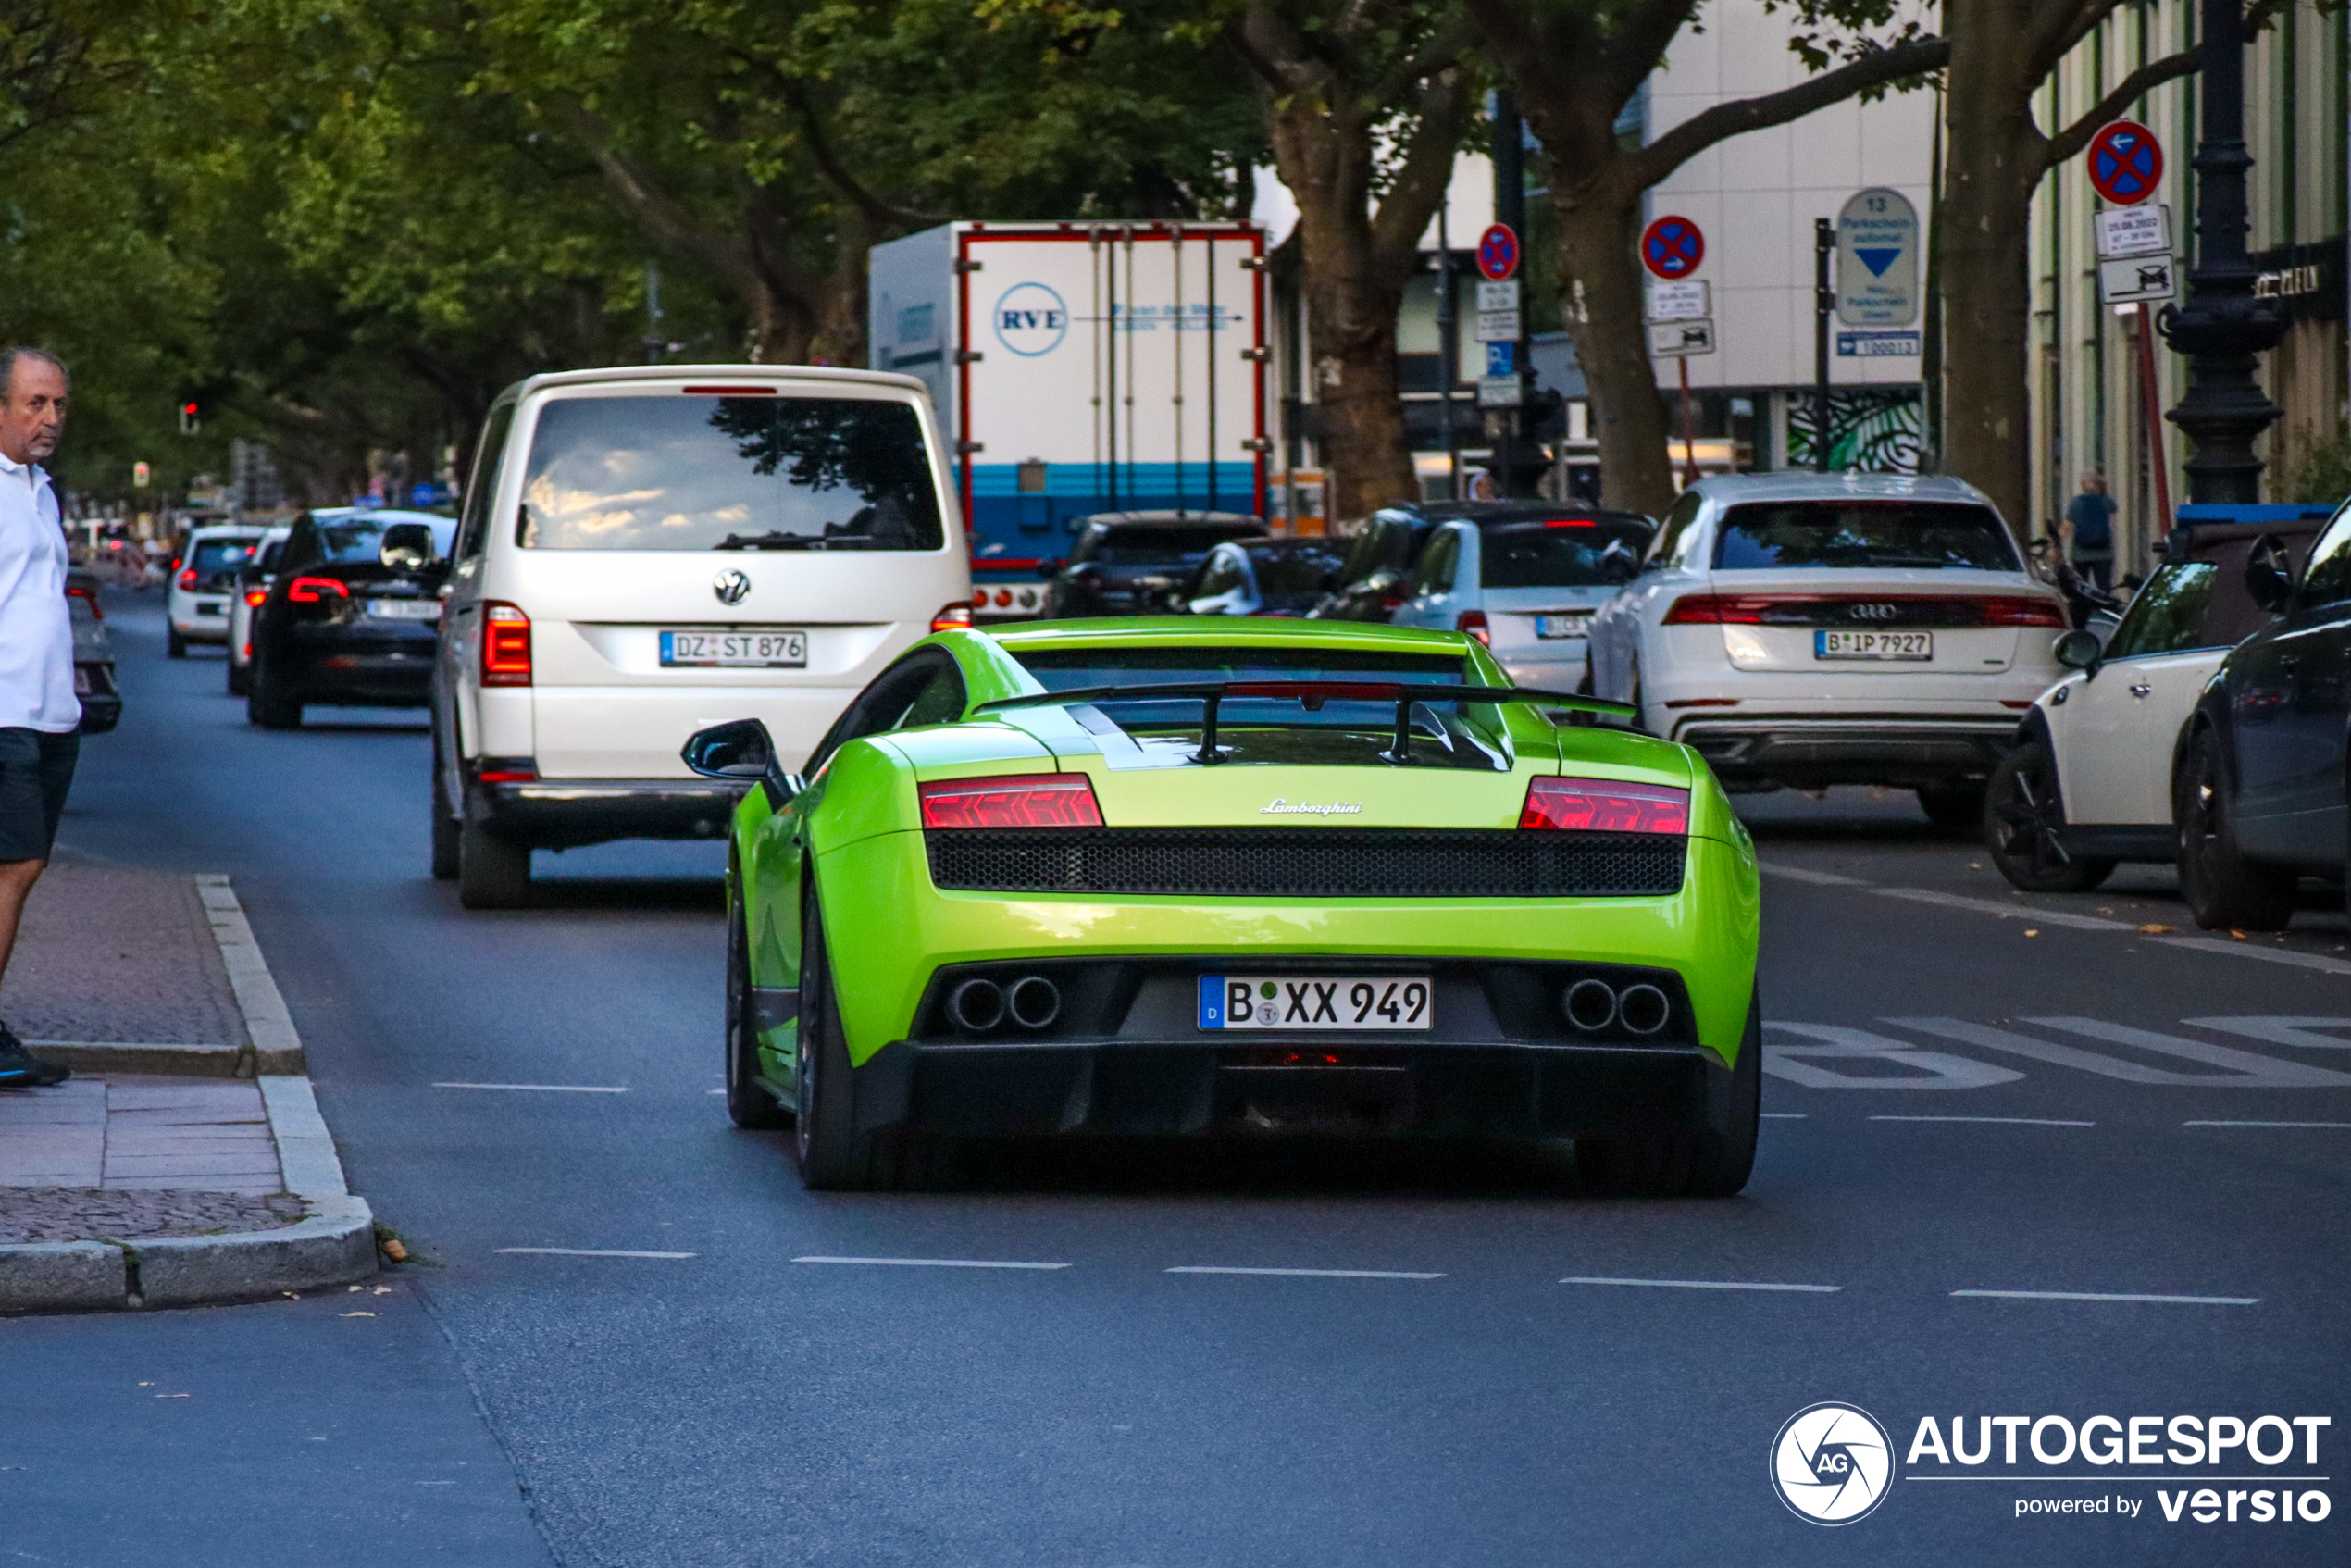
left=0, top=449, right=80, bottom=733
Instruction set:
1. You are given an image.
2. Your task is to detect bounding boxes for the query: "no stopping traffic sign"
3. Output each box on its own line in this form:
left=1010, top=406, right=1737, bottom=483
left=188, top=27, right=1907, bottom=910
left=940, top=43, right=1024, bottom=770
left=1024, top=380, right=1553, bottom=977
left=2087, top=120, right=2163, bottom=206
left=1476, top=224, right=1520, bottom=282
left=1641, top=216, right=1704, bottom=280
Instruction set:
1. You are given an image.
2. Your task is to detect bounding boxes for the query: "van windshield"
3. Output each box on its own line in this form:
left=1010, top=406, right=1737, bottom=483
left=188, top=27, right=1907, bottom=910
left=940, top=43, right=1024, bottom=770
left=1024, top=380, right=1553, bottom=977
left=518, top=394, right=946, bottom=551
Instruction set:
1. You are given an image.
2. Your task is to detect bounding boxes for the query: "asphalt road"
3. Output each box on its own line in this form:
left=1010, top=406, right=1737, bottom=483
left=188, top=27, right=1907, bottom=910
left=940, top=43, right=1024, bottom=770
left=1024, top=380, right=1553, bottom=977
left=5, top=594, right=2346, bottom=1566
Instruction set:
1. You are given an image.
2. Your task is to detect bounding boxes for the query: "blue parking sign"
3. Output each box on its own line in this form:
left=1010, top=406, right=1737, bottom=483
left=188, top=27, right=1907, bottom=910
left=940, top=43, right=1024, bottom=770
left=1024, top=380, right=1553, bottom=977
left=1485, top=341, right=1516, bottom=377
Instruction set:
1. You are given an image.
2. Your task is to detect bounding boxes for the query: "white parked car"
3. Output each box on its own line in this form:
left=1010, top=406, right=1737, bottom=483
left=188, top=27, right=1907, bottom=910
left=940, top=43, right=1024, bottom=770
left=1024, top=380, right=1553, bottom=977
left=1984, top=513, right=2327, bottom=890
left=1387, top=504, right=1654, bottom=687
left=226, top=522, right=294, bottom=696
left=1584, top=473, right=2068, bottom=826
left=432, top=365, right=972, bottom=908
left=166, top=525, right=262, bottom=657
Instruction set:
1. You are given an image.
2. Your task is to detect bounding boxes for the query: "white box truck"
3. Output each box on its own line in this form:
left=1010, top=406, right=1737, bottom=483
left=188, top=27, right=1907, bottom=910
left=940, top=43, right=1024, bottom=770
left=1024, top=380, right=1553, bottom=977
left=869, top=220, right=1270, bottom=617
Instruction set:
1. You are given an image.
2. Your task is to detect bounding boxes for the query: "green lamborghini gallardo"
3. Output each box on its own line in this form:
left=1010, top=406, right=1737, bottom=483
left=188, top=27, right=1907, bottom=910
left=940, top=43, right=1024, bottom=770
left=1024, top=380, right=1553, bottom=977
left=684, top=618, right=1761, bottom=1195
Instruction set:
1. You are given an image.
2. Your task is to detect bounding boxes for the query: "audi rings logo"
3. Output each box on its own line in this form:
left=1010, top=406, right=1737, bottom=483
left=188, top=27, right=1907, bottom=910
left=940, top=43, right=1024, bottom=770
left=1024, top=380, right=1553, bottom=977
left=1771, top=1403, right=1895, bottom=1524
left=1848, top=602, right=1898, bottom=621
left=713, top=569, right=752, bottom=606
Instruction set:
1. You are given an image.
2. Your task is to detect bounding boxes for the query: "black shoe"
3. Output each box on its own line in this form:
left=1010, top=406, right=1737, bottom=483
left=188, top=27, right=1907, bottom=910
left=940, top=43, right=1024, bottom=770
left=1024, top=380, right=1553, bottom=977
left=0, top=1021, right=68, bottom=1088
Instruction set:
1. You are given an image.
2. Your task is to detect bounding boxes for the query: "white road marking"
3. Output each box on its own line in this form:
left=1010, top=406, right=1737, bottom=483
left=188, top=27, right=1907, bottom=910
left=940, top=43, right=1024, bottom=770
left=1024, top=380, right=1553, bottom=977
left=1758, top=863, right=1866, bottom=887
left=1950, top=1288, right=2258, bottom=1305
left=1166, top=1266, right=1444, bottom=1279
left=1561, top=1276, right=1840, bottom=1293
left=2030, top=1016, right=2351, bottom=1086
left=2184, top=1119, right=2351, bottom=1128
left=1760, top=1112, right=1809, bottom=1119
left=434, top=1082, right=630, bottom=1093
left=1768, top=1022, right=2025, bottom=1089
left=2186, top=1016, right=2351, bottom=1050
left=792, top=1256, right=1069, bottom=1270
left=496, top=1248, right=695, bottom=1259
left=1869, top=887, right=2134, bottom=930
left=1893, top=1017, right=2312, bottom=1087
left=2153, top=936, right=2351, bottom=977
left=1869, top=1114, right=2094, bottom=1126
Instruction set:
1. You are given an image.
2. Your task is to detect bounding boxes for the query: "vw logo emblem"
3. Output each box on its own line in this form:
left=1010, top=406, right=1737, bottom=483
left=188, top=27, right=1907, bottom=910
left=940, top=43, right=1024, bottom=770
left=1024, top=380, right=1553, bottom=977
left=1850, top=602, right=1897, bottom=622
left=713, top=569, right=752, bottom=606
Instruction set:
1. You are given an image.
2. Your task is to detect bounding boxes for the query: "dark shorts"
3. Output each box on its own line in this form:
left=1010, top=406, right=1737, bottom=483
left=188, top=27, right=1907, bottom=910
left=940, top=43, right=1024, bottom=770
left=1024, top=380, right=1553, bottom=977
left=0, top=728, right=79, bottom=863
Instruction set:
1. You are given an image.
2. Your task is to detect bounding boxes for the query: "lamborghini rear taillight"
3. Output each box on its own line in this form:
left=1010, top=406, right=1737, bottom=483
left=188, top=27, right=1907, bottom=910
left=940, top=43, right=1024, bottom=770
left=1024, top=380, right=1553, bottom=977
left=1520, top=778, right=1689, bottom=835
left=482, top=602, right=532, bottom=687
left=919, top=773, right=1103, bottom=829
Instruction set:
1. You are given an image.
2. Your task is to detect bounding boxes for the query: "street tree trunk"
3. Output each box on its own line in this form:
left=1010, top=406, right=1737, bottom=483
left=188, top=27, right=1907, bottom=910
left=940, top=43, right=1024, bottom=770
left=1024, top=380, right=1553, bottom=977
left=1551, top=176, right=1674, bottom=516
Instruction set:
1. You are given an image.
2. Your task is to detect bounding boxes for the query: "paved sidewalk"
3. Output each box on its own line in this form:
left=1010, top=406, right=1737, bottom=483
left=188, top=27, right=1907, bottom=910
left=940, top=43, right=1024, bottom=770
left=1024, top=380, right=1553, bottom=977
left=0, top=860, right=374, bottom=1310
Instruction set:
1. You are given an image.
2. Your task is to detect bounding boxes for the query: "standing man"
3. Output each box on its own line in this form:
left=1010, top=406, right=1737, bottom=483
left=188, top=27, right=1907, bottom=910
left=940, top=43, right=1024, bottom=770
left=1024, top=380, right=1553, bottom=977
left=0, top=347, right=80, bottom=1088
left=2062, top=470, right=2119, bottom=593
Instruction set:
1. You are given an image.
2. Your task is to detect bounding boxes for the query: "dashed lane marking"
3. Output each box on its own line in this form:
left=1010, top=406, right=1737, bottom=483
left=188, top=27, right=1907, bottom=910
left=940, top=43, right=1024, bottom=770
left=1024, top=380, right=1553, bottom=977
left=1868, top=887, right=2134, bottom=931
left=2184, top=1119, right=2351, bottom=1128
left=792, top=1256, right=1069, bottom=1270
left=1757, top=865, right=1864, bottom=887
left=497, top=1248, right=695, bottom=1259
left=2152, top=936, right=2351, bottom=977
left=1869, top=1114, right=2095, bottom=1126
left=1951, top=1288, right=2258, bottom=1306
left=1760, top=1112, right=1809, bottom=1119
left=1166, top=1266, right=1444, bottom=1279
left=434, top=1082, right=630, bottom=1093
left=1561, top=1276, right=1840, bottom=1293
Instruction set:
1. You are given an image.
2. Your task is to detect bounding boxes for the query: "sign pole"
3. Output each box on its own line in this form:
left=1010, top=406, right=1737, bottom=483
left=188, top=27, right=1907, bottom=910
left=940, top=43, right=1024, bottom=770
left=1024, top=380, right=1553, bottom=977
left=1813, top=218, right=1834, bottom=472
left=1677, top=356, right=1699, bottom=488
left=2136, top=302, right=2172, bottom=536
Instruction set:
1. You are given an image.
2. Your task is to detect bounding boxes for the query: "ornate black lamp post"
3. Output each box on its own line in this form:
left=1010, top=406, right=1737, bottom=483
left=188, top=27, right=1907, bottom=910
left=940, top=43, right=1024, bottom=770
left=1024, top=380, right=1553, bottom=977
left=2160, top=0, right=2284, bottom=504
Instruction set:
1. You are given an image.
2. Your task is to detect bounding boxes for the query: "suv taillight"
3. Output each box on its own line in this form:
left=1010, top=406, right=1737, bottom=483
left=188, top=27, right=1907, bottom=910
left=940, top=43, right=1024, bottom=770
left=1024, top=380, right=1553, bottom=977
left=178, top=568, right=197, bottom=590
left=1520, top=778, right=1689, bottom=834
left=482, top=602, right=532, bottom=686
left=286, top=575, right=349, bottom=603
left=1455, top=609, right=1490, bottom=646
left=919, top=773, right=1102, bottom=829
left=931, top=601, right=975, bottom=633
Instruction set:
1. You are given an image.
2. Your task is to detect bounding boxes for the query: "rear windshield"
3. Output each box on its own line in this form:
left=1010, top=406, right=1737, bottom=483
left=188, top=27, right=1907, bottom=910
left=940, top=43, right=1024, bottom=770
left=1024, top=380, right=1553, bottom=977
left=1009, top=646, right=1504, bottom=769
left=190, top=538, right=258, bottom=575
left=316, top=517, right=457, bottom=564
left=1714, top=502, right=2019, bottom=572
left=1082, top=527, right=1260, bottom=565
left=1253, top=548, right=1344, bottom=599
left=1482, top=521, right=1651, bottom=588
left=518, top=394, right=945, bottom=552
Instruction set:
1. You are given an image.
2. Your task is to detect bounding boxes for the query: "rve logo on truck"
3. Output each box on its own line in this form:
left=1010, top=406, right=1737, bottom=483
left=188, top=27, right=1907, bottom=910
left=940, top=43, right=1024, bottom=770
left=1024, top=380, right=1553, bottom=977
left=994, top=282, right=1069, bottom=356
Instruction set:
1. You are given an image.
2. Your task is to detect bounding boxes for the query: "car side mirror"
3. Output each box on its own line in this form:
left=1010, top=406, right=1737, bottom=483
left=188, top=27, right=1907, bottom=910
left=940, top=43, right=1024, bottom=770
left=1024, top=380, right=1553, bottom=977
left=379, top=522, right=438, bottom=571
left=2054, top=629, right=2102, bottom=670
left=682, top=718, right=795, bottom=806
left=2244, top=534, right=2295, bottom=614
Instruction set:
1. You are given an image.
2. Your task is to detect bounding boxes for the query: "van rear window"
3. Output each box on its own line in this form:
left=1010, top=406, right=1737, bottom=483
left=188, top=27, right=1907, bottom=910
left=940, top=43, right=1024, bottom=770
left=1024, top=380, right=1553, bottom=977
left=518, top=394, right=945, bottom=552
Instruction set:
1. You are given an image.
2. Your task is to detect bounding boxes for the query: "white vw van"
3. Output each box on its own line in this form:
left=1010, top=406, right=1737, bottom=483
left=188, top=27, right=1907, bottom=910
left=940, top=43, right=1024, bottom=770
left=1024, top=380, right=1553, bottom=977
left=431, top=366, right=972, bottom=907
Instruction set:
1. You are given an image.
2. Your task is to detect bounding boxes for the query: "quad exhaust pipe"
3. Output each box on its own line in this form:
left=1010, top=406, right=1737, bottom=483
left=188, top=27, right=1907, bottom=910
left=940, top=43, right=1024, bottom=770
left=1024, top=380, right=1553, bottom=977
left=1561, top=977, right=1671, bottom=1037
left=948, top=975, right=1062, bottom=1035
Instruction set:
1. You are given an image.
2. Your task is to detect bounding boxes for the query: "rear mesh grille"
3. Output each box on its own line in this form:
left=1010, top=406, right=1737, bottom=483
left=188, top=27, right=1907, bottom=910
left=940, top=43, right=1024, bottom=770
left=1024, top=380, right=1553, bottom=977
left=926, top=828, right=1685, bottom=899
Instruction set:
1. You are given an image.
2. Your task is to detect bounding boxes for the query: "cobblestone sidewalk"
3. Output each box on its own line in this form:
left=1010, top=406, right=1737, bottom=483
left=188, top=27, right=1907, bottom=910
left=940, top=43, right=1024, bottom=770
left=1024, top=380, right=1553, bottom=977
left=5, top=853, right=247, bottom=1051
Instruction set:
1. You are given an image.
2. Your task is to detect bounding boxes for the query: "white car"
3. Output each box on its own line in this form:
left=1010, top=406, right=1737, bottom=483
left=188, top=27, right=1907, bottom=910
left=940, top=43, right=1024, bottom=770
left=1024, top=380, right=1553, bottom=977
left=1985, top=513, right=2326, bottom=890
left=166, top=525, right=262, bottom=657
left=432, top=364, right=972, bottom=908
left=1387, top=505, right=1653, bottom=687
left=1585, top=473, right=2068, bottom=826
left=226, top=522, right=294, bottom=696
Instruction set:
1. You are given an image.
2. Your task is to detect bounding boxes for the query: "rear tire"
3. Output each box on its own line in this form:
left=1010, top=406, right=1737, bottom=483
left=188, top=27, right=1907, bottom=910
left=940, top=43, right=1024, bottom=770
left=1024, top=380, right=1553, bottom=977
left=792, top=882, right=918, bottom=1190
left=1577, top=985, right=1760, bottom=1198
left=726, top=875, right=790, bottom=1130
left=246, top=661, right=302, bottom=728
left=1984, top=742, right=2113, bottom=892
left=167, top=629, right=187, bottom=659
left=456, top=800, right=531, bottom=910
left=1917, top=780, right=1989, bottom=831
left=2175, top=727, right=2294, bottom=931
left=429, top=745, right=459, bottom=882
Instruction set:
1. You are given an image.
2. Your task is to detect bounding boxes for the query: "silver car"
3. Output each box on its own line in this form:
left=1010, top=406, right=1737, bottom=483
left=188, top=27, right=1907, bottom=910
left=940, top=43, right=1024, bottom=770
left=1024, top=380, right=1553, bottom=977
left=68, top=570, right=121, bottom=733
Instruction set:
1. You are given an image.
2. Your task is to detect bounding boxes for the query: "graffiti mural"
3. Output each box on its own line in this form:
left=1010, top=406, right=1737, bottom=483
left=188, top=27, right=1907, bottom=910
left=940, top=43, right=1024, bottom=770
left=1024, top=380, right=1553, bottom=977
left=1785, top=389, right=1922, bottom=474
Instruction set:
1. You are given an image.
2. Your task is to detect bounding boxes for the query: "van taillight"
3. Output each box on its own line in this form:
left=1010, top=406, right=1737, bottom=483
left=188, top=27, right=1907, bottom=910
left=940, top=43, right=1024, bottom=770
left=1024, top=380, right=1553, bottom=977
left=482, top=602, right=532, bottom=686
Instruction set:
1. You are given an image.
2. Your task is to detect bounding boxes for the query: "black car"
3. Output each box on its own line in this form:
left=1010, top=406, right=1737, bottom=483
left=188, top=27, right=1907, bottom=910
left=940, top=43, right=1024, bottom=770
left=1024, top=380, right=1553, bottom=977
left=2172, top=496, right=2351, bottom=929
left=1175, top=535, right=1348, bottom=616
left=1041, top=511, right=1267, bottom=617
left=246, top=509, right=454, bottom=728
left=1312, top=500, right=1652, bottom=622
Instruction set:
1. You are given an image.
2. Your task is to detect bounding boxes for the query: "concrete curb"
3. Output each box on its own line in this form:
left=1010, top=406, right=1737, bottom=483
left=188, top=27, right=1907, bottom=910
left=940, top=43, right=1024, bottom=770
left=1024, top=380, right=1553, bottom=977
left=27, top=1039, right=249, bottom=1077
left=0, top=874, right=376, bottom=1314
